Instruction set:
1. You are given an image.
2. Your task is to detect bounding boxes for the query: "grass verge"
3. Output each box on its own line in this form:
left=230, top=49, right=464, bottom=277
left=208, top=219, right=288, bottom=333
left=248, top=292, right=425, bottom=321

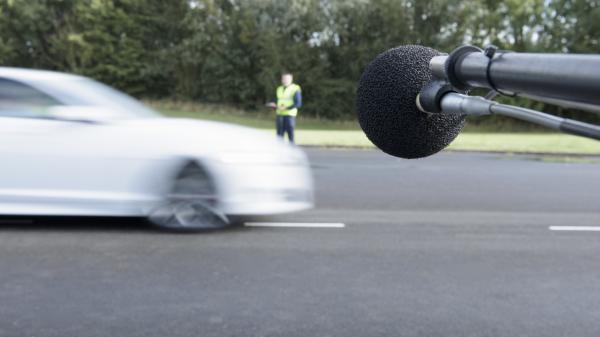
left=278, top=130, right=600, bottom=155
left=147, top=100, right=600, bottom=155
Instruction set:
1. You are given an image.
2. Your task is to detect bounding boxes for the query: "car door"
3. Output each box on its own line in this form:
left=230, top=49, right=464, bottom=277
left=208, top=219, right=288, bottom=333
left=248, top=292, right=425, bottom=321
left=0, top=77, right=146, bottom=216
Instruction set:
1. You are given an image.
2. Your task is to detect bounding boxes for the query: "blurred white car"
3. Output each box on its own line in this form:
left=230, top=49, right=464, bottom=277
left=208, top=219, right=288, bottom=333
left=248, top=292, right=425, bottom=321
left=0, top=67, right=314, bottom=230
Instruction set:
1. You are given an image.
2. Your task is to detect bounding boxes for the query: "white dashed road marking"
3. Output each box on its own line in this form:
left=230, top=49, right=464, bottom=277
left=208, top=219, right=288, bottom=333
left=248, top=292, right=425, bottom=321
left=244, top=222, right=345, bottom=228
left=549, top=226, right=600, bottom=232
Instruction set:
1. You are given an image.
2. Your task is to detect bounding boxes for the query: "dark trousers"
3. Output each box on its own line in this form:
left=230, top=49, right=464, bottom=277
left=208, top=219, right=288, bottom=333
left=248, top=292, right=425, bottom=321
left=276, top=115, right=295, bottom=143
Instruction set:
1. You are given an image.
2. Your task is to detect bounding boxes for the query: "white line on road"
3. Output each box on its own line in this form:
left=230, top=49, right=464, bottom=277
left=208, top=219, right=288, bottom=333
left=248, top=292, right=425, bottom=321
left=549, top=226, right=600, bottom=232
left=244, top=222, right=345, bottom=228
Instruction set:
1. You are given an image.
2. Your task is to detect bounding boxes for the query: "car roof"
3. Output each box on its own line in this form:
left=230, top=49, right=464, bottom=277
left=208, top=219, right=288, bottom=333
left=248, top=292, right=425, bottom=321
left=0, top=67, right=85, bottom=83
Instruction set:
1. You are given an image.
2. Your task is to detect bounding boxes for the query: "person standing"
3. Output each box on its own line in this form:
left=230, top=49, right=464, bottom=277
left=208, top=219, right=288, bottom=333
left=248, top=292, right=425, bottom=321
left=268, top=72, right=302, bottom=144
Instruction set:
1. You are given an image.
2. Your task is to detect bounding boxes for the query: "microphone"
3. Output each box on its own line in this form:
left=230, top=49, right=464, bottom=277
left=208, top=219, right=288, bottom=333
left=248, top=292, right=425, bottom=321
left=357, top=45, right=600, bottom=159
left=356, top=45, right=465, bottom=159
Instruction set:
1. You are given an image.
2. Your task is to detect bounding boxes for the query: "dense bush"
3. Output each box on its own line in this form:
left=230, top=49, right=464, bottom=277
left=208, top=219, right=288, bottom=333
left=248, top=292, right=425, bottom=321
left=0, top=0, right=598, bottom=124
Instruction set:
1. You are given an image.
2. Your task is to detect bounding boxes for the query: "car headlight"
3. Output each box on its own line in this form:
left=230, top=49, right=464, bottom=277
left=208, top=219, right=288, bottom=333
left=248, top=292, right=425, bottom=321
left=217, top=152, right=304, bottom=165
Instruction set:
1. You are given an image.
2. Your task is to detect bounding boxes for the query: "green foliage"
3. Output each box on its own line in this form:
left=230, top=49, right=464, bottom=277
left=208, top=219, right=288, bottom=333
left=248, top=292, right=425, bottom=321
left=0, top=0, right=188, bottom=95
left=0, top=0, right=598, bottom=124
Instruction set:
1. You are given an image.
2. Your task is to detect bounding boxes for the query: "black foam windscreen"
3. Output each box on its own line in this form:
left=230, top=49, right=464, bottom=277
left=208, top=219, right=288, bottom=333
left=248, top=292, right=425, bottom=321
left=356, top=45, right=465, bottom=159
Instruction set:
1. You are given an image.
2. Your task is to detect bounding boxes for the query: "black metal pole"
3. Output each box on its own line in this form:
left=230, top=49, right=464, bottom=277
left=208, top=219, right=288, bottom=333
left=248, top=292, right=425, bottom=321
left=430, top=48, right=600, bottom=106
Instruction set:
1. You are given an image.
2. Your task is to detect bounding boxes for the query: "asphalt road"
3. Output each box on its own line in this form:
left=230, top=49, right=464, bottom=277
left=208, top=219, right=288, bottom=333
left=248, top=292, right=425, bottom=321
left=1, top=149, right=599, bottom=337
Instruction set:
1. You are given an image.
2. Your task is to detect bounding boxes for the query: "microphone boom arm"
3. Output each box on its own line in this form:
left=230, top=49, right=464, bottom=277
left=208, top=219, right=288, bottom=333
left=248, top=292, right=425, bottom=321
left=438, top=93, right=600, bottom=141
left=430, top=48, right=600, bottom=106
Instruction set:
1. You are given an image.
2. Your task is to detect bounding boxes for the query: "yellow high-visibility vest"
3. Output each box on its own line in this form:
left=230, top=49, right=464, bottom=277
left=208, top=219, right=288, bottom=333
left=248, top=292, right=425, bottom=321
left=276, top=84, right=301, bottom=116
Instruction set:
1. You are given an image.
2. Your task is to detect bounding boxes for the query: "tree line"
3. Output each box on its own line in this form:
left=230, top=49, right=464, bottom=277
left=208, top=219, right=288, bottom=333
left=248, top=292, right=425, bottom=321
left=0, top=0, right=598, bottom=121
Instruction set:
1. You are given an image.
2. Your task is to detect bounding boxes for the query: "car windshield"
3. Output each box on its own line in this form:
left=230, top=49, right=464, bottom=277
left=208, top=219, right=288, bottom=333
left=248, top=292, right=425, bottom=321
left=32, top=77, right=160, bottom=119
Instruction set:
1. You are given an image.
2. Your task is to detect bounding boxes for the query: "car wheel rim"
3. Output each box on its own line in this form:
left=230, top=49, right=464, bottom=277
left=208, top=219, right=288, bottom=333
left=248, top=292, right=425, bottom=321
left=149, top=163, right=228, bottom=230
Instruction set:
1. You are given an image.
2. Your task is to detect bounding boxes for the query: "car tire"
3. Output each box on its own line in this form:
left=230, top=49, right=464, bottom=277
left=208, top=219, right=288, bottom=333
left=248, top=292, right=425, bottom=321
left=147, top=161, right=229, bottom=232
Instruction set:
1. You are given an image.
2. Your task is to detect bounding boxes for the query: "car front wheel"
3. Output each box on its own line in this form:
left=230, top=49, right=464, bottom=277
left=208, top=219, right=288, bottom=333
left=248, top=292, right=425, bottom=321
left=148, top=162, right=229, bottom=231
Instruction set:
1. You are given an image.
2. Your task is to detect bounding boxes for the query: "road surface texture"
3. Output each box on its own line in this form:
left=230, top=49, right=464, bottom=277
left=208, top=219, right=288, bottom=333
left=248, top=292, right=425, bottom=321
left=1, top=149, right=599, bottom=337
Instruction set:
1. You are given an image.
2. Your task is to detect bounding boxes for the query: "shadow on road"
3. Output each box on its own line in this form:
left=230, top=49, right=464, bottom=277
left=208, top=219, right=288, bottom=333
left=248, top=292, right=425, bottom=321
left=0, top=216, right=249, bottom=234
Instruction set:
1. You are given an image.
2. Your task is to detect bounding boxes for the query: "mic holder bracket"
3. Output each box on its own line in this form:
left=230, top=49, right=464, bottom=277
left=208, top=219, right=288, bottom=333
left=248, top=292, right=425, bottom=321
left=444, top=45, right=483, bottom=91
left=417, top=80, right=456, bottom=114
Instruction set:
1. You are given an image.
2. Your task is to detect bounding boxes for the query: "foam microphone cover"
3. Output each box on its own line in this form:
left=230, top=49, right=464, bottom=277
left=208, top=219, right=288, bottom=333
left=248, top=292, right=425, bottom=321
left=356, top=45, right=465, bottom=159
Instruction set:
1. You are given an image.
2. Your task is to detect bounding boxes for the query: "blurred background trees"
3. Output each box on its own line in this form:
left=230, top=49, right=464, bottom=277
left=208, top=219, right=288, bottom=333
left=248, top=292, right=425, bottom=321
left=0, top=0, right=598, bottom=121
